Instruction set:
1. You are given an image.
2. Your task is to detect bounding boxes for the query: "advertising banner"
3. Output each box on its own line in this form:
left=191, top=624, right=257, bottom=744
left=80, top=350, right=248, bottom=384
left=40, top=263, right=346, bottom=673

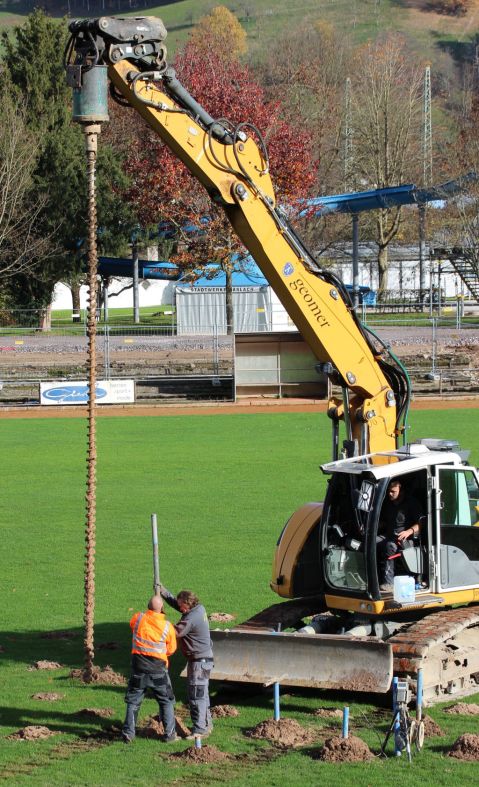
left=40, top=379, right=135, bottom=405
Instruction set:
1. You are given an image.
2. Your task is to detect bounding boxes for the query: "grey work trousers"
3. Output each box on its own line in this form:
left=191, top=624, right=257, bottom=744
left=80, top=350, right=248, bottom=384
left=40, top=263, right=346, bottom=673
left=122, top=669, right=176, bottom=740
left=187, top=658, right=213, bottom=734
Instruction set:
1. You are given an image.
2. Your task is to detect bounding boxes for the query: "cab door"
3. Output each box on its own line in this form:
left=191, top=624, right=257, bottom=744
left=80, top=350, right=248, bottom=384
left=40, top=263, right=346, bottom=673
left=436, top=466, right=479, bottom=591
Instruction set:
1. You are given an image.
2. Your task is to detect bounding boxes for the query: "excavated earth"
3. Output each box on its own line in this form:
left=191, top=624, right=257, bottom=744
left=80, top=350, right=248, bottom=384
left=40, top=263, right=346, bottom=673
left=313, top=735, right=374, bottom=762
left=170, top=745, right=230, bottom=764
left=448, top=733, right=479, bottom=761
left=444, top=702, right=479, bottom=715
left=246, top=718, right=317, bottom=747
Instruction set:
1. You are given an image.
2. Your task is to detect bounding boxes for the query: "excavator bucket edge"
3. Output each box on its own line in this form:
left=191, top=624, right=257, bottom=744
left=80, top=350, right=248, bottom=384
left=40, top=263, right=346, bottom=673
left=208, top=629, right=393, bottom=693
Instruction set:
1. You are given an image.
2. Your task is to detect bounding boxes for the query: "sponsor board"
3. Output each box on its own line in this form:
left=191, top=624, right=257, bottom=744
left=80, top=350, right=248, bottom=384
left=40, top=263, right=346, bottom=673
left=40, top=379, right=135, bottom=405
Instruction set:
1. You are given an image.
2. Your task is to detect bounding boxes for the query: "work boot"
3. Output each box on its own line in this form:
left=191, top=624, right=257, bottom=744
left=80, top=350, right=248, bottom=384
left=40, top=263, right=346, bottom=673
left=162, top=733, right=177, bottom=743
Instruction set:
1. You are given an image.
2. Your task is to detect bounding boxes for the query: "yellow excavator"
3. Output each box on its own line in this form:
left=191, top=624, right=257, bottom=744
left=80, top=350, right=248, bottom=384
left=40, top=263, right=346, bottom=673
left=66, top=17, right=479, bottom=705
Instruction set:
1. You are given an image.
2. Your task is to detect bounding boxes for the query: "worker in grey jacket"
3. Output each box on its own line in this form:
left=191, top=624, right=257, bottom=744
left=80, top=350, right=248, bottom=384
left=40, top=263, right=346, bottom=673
left=161, top=586, right=214, bottom=738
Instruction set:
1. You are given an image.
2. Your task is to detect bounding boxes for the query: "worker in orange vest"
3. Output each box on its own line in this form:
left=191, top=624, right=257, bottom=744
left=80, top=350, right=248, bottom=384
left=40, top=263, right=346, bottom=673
left=122, top=595, right=177, bottom=743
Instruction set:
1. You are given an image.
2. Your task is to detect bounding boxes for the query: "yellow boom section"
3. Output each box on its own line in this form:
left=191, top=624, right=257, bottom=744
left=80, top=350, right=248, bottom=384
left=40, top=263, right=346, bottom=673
left=109, top=61, right=397, bottom=453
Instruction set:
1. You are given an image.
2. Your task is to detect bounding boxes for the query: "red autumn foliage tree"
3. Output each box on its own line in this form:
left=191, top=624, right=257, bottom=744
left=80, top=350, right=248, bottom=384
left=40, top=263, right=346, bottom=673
left=117, top=12, right=317, bottom=330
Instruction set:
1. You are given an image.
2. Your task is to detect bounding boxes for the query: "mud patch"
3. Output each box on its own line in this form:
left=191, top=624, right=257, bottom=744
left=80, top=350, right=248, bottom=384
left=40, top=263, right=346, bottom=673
left=211, top=704, right=239, bottom=718
left=444, top=702, right=479, bottom=716
left=170, top=744, right=229, bottom=763
left=69, top=665, right=126, bottom=685
left=246, top=718, right=316, bottom=748
left=313, top=708, right=342, bottom=719
left=423, top=715, right=445, bottom=737
left=448, top=733, right=479, bottom=761
left=208, top=612, right=236, bottom=623
left=28, top=660, right=63, bottom=670
left=97, top=641, right=120, bottom=651
left=31, top=692, right=65, bottom=701
left=314, top=734, right=374, bottom=762
left=7, top=725, right=60, bottom=741
left=40, top=630, right=76, bottom=640
left=76, top=708, right=115, bottom=719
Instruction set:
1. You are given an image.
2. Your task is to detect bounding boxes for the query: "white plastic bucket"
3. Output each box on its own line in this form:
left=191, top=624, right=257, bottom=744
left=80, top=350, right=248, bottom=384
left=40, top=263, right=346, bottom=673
left=393, top=575, right=415, bottom=603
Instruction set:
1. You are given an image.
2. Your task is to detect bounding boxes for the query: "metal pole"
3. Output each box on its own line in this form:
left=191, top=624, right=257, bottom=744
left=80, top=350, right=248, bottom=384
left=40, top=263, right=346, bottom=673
left=151, top=513, right=160, bottom=594
left=352, top=214, right=359, bottom=309
left=103, top=277, right=109, bottom=323
left=393, top=677, right=401, bottom=757
left=133, top=239, right=140, bottom=325
left=418, top=204, right=426, bottom=303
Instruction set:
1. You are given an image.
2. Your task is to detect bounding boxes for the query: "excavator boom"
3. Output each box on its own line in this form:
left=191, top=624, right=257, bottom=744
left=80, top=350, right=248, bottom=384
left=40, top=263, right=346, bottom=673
left=65, top=16, right=408, bottom=455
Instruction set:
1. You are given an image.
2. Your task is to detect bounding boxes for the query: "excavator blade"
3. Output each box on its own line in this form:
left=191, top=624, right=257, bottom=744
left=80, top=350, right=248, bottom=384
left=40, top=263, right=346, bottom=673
left=208, top=630, right=393, bottom=693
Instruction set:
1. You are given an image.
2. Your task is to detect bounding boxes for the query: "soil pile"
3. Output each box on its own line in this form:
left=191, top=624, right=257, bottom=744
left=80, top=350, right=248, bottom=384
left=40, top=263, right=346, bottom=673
left=77, top=708, right=115, bottom=719
left=211, top=705, right=239, bottom=718
left=246, top=718, right=316, bottom=747
left=31, top=692, right=64, bottom=702
left=170, top=744, right=229, bottom=763
left=313, top=708, right=342, bottom=719
left=448, top=733, right=479, bottom=761
left=314, top=735, right=373, bottom=762
left=423, top=715, right=445, bottom=737
left=140, top=716, right=164, bottom=739
left=208, top=612, right=235, bottom=623
left=7, top=726, right=59, bottom=741
left=69, top=665, right=126, bottom=685
left=41, top=630, right=76, bottom=640
left=28, top=660, right=63, bottom=670
left=444, top=702, right=479, bottom=716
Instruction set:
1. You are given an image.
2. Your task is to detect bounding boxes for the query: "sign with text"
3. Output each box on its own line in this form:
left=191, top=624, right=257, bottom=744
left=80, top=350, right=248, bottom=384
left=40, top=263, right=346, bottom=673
left=40, top=379, right=135, bottom=405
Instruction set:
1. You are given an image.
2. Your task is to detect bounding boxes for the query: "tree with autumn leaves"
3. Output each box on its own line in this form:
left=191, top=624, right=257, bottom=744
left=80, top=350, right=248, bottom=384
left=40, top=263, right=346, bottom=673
left=116, top=6, right=317, bottom=331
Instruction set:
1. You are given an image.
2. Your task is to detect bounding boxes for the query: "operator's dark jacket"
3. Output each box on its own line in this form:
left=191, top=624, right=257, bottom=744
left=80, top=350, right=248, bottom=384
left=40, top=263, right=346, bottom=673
left=161, top=587, right=213, bottom=661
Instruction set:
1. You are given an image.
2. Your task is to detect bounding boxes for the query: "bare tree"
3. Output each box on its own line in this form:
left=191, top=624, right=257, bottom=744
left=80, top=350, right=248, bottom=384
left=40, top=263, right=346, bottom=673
left=350, top=35, right=423, bottom=295
left=0, top=83, right=51, bottom=281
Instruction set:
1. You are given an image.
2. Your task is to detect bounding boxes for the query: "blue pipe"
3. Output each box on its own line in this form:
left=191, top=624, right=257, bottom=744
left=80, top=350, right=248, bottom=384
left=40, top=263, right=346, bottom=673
left=416, top=669, right=423, bottom=721
left=274, top=681, right=280, bottom=721
left=342, top=706, right=349, bottom=739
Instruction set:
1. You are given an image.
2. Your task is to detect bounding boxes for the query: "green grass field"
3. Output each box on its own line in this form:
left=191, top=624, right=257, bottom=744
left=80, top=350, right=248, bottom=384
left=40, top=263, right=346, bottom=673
left=1, top=409, right=479, bottom=785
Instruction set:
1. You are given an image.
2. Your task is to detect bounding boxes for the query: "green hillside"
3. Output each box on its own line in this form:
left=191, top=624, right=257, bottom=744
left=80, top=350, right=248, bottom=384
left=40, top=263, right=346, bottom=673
left=1, top=0, right=478, bottom=68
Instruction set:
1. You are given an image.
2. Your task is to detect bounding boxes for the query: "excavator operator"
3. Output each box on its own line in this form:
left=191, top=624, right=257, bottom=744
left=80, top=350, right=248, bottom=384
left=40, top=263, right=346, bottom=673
left=377, top=479, right=422, bottom=591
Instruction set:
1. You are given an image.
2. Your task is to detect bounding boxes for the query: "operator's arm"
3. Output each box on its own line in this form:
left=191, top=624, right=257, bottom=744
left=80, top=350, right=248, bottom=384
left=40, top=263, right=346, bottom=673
left=397, top=499, right=422, bottom=543
left=160, top=585, right=180, bottom=612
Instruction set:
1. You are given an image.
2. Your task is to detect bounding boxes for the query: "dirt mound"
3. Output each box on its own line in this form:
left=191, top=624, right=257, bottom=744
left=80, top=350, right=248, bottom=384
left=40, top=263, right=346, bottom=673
left=77, top=708, right=115, bottom=719
left=211, top=704, right=239, bottom=718
left=40, top=630, right=76, bottom=640
left=423, top=715, right=445, bottom=737
left=28, top=660, right=63, bottom=670
left=208, top=612, right=236, bottom=623
left=246, top=718, right=316, bottom=748
left=448, top=733, right=479, bottom=761
left=170, top=744, right=229, bottom=763
left=139, top=716, right=164, bottom=739
left=313, top=708, right=342, bottom=719
left=31, top=692, right=65, bottom=702
left=315, top=735, right=373, bottom=762
left=68, top=665, right=126, bottom=685
left=7, top=726, right=59, bottom=741
left=444, top=702, right=479, bottom=716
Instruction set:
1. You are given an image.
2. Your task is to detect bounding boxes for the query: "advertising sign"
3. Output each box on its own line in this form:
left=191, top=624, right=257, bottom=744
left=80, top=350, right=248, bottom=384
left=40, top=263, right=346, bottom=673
left=40, top=379, right=135, bottom=405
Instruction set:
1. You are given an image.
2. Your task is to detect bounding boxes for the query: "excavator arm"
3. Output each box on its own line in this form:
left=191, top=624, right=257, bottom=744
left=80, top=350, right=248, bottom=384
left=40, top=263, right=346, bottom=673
left=66, top=16, right=409, bottom=454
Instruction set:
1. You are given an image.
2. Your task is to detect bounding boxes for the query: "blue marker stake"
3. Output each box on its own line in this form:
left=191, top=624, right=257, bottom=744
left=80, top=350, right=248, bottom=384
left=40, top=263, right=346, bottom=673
left=342, top=706, right=349, bottom=739
left=416, top=668, right=423, bottom=722
left=274, top=681, right=280, bottom=721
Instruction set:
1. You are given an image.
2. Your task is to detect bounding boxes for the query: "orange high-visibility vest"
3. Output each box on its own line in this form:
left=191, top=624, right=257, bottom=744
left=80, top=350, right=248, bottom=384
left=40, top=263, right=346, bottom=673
left=130, top=610, right=177, bottom=665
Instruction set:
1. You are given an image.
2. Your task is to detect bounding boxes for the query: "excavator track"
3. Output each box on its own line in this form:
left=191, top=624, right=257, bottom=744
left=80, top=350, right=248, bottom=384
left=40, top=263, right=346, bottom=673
left=389, top=604, right=479, bottom=704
